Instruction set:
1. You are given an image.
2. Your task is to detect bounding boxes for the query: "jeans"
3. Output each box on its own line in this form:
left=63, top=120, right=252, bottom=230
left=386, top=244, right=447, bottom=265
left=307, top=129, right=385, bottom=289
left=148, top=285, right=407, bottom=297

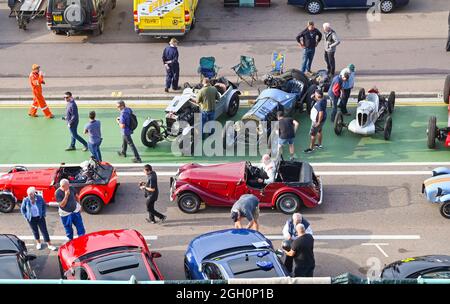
left=60, top=212, right=85, bottom=240
left=165, top=63, right=180, bottom=89
left=340, top=88, right=352, bottom=114
left=146, top=196, right=164, bottom=221
left=28, top=217, right=50, bottom=242
left=201, top=111, right=215, bottom=135
left=88, top=140, right=102, bottom=161
left=329, top=94, right=340, bottom=122
left=122, top=134, right=141, bottom=160
left=69, top=123, right=88, bottom=149
left=301, top=48, right=315, bottom=73
left=324, top=51, right=336, bottom=76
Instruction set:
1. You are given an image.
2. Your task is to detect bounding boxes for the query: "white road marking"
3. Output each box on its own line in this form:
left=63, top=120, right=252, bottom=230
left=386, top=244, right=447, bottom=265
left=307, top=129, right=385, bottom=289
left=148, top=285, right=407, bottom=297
left=266, top=235, right=420, bottom=240
left=362, top=243, right=390, bottom=258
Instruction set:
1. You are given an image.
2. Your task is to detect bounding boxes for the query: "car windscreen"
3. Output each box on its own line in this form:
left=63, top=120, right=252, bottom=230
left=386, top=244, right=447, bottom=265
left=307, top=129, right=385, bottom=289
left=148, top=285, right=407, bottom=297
left=0, top=256, right=23, bottom=279
left=88, top=253, right=151, bottom=281
left=226, top=252, right=281, bottom=279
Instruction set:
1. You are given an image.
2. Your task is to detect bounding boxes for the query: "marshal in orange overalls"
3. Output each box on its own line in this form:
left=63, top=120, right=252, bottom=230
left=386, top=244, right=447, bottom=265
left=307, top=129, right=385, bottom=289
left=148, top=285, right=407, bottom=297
left=28, top=65, right=54, bottom=118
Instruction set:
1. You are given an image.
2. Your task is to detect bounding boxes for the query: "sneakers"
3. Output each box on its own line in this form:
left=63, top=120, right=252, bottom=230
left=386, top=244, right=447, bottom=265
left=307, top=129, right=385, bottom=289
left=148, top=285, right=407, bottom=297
left=164, top=88, right=169, bottom=93
left=36, top=243, right=42, bottom=250
left=82, top=147, right=88, bottom=152
left=47, top=244, right=58, bottom=251
left=304, top=148, right=314, bottom=154
left=172, top=87, right=182, bottom=91
left=117, top=151, right=126, bottom=157
left=159, top=216, right=167, bottom=223
left=29, top=114, right=38, bottom=118
left=146, top=218, right=157, bottom=224
left=314, top=144, right=323, bottom=150
left=46, top=115, right=55, bottom=119
left=65, top=147, right=76, bottom=151
left=132, top=158, right=142, bottom=163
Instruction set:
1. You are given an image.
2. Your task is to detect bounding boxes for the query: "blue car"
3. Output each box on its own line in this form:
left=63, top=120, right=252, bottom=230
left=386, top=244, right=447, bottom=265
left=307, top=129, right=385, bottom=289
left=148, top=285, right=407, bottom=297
left=184, top=229, right=289, bottom=280
left=288, top=0, right=409, bottom=15
left=423, top=167, right=450, bottom=219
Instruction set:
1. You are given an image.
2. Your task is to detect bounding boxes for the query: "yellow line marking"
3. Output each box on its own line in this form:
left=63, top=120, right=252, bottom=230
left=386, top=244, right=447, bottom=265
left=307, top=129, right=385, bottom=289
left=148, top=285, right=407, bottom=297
left=424, top=177, right=450, bottom=187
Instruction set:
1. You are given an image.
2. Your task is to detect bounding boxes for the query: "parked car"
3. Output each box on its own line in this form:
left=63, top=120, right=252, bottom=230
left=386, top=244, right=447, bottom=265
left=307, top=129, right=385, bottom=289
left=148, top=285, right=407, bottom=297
left=381, top=255, right=450, bottom=279
left=0, top=159, right=119, bottom=214
left=170, top=159, right=322, bottom=214
left=288, top=0, right=409, bottom=15
left=0, top=234, right=37, bottom=280
left=184, top=229, right=289, bottom=279
left=46, top=0, right=116, bottom=35
left=427, top=75, right=450, bottom=149
left=422, top=167, right=450, bottom=219
left=58, top=229, right=163, bottom=281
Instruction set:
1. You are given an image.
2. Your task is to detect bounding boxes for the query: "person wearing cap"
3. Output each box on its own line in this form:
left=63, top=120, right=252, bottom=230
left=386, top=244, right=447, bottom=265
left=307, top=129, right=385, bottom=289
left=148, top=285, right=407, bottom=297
left=162, top=38, right=181, bottom=93
left=339, top=64, right=356, bottom=115
left=28, top=64, right=54, bottom=119
left=230, top=194, right=260, bottom=231
left=323, top=23, right=340, bottom=76
left=296, top=21, right=322, bottom=74
left=305, top=89, right=327, bottom=153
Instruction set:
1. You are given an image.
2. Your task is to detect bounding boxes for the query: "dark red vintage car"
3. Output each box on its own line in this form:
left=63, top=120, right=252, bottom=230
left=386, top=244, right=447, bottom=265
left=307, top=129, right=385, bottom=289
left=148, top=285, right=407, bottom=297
left=170, top=160, right=323, bottom=214
left=58, top=229, right=163, bottom=281
left=0, top=159, right=119, bottom=214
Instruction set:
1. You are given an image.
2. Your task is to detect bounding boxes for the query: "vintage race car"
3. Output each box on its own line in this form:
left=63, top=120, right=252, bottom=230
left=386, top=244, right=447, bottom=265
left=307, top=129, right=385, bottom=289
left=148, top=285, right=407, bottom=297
left=334, top=88, right=395, bottom=140
left=184, top=229, right=289, bottom=280
left=170, top=159, right=322, bottom=214
left=0, top=159, right=119, bottom=214
left=427, top=75, right=450, bottom=149
left=422, top=167, right=450, bottom=219
left=141, top=77, right=240, bottom=153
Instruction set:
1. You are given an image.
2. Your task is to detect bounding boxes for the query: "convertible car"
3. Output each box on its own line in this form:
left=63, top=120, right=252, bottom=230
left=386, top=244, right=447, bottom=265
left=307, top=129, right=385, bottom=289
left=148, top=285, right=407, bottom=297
left=184, top=229, right=289, bottom=280
left=170, top=159, right=322, bottom=214
left=422, top=167, right=450, bottom=219
left=0, top=159, right=119, bottom=214
left=381, top=255, right=450, bottom=279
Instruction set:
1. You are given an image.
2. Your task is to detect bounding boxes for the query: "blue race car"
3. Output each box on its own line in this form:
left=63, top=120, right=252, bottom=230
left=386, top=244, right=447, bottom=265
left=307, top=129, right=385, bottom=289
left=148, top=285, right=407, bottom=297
left=423, top=167, right=450, bottom=219
left=184, top=229, right=289, bottom=280
left=288, top=0, right=409, bottom=15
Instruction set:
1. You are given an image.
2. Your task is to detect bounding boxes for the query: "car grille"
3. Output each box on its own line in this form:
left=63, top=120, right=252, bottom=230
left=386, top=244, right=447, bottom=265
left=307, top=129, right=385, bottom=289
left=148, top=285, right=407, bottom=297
left=357, top=113, right=368, bottom=127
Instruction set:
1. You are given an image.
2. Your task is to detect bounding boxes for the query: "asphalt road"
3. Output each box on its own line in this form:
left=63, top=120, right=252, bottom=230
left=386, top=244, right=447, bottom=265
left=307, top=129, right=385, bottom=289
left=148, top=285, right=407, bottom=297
left=1, top=164, right=448, bottom=280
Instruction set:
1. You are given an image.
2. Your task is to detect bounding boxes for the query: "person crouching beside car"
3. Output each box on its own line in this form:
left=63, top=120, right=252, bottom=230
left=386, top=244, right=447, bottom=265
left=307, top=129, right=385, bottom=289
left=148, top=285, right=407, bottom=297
left=230, top=194, right=260, bottom=231
left=282, top=213, right=313, bottom=273
left=21, top=187, right=57, bottom=251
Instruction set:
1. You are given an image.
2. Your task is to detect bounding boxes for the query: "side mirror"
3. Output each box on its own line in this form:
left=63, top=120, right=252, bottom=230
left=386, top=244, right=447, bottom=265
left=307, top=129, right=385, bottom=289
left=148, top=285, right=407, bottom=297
left=151, top=252, right=162, bottom=259
left=26, top=254, right=37, bottom=262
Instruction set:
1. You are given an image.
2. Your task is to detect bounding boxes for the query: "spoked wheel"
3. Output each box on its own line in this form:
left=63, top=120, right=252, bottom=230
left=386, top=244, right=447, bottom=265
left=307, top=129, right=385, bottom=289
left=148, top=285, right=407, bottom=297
left=440, top=202, right=450, bottom=219
left=81, top=195, right=103, bottom=215
left=141, top=121, right=161, bottom=148
left=380, top=0, right=395, bottom=13
left=0, top=195, right=15, bottom=213
left=177, top=193, right=201, bottom=214
left=305, top=0, right=323, bottom=14
left=387, top=91, right=395, bottom=114
left=334, top=111, right=344, bottom=135
left=427, top=116, right=437, bottom=149
left=276, top=193, right=301, bottom=215
left=357, top=88, right=366, bottom=102
left=383, top=116, right=393, bottom=140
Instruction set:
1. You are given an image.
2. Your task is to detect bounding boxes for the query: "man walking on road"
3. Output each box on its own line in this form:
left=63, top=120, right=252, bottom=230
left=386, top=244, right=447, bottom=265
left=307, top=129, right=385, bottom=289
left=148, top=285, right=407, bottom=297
left=296, top=21, right=322, bottom=74
left=283, top=224, right=315, bottom=277
left=63, top=92, right=88, bottom=152
left=230, top=194, right=260, bottom=231
left=162, top=38, right=181, bottom=93
left=116, top=100, right=142, bottom=163
left=304, top=89, right=327, bottom=153
left=323, top=23, right=340, bottom=76
left=84, top=111, right=102, bottom=161
left=140, top=164, right=166, bottom=224
left=28, top=64, right=54, bottom=119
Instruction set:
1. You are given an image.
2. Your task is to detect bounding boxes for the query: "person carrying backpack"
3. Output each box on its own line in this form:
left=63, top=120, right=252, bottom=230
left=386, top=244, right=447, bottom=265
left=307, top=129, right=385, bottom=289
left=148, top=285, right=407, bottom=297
left=116, top=100, right=141, bottom=163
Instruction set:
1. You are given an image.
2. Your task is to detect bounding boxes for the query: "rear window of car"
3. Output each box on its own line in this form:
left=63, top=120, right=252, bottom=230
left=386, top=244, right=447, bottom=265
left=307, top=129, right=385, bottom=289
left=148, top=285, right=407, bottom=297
left=226, top=253, right=281, bottom=279
left=88, top=253, right=151, bottom=281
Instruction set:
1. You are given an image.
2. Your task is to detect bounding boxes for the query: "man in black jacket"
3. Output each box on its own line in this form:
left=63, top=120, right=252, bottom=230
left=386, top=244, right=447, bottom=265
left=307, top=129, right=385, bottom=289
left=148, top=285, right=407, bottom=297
left=162, top=38, right=181, bottom=93
left=140, top=164, right=166, bottom=224
left=296, top=21, right=322, bottom=74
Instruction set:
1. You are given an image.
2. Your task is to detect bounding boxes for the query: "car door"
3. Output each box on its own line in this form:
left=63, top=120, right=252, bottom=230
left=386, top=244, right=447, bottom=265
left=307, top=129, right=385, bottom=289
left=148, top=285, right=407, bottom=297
left=324, top=0, right=367, bottom=8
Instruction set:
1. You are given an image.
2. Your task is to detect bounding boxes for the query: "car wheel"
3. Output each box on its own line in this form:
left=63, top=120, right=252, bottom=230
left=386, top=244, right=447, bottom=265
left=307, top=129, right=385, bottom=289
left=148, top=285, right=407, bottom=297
left=141, top=121, right=161, bottom=148
left=0, top=195, right=15, bottom=213
left=444, top=75, right=450, bottom=104
left=177, top=193, right=201, bottom=214
left=357, top=88, right=366, bottom=102
left=276, top=193, right=301, bottom=215
left=305, top=0, right=323, bottom=15
left=387, top=91, right=395, bottom=114
left=383, top=116, right=392, bottom=140
left=226, top=94, right=240, bottom=117
left=52, top=30, right=66, bottom=35
left=427, top=116, right=437, bottom=149
left=440, top=202, right=450, bottom=219
left=81, top=195, right=103, bottom=215
left=334, top=111, right=344, bottom=135
left=380, top=0, right=395, bottom=13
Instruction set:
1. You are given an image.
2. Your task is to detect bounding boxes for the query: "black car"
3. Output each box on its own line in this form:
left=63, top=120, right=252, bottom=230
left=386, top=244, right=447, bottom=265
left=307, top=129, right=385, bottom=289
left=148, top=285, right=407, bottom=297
left=381, top=255, right=450, bottom=279
left=46, top=0, right=116, bottom=35
left=0, top=234, right=37, bottom=280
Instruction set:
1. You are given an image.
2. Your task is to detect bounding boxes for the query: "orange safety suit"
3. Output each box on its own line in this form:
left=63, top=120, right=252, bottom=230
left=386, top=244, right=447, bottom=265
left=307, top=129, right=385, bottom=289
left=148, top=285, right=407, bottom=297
left=28, top=71, right=53, bottom=118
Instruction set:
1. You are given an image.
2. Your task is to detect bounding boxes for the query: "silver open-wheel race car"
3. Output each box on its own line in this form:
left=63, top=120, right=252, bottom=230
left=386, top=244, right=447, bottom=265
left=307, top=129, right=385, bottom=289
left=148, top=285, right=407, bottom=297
left=334, top=88, right=395, bottom=140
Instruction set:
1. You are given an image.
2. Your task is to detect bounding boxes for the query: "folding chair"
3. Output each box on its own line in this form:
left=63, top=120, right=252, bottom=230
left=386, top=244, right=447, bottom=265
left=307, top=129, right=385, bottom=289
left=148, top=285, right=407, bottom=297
left=231, top=55, right=258, bottom=87
left=197, top=57, right=220, bottom=81
left=271, top=52, right=285, bottom=75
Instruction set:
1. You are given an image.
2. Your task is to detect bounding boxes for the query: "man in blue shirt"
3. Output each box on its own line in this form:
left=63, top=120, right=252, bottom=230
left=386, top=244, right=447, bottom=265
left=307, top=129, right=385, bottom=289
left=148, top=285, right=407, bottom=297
left=305, top=89, right=327, bottom=153
left=63, top=92, right=88, bottom=152
left=116, top=100, right=141, bottom=163
left=84, top=111, right=102, bottom=161
left=162, top=38, right=181, bottom=93
left=296, top=21, right=322, bottom=74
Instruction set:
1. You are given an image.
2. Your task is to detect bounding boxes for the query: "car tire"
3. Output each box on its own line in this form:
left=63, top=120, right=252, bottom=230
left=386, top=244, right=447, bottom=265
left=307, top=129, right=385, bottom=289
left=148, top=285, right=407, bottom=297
left=334, top=111, right=344, bottom=135
left=276, top=193, right=301, bottom=215
left=81, top=195, right=104, bottom=215
left=380, top=0, right=395, bottom=13
left=226, top=93, right=240, bottom=117
left=387, top=91, right=395, bottom=113
left=444, top=75, right=450, bottom=104
left=52, top=30, right=66, bottom=35
left=440, top=202, right=450, bottom=219
left=357, top=88, right=366, bottom=102
left=0, top=194, right=15, bottom=213
left=141, top=121, right=161, bottom=148
left=305, top=0, right=323, bottom=15
left=383, top=116, right=393, bottom=140
left=177, top=192, right=201, bottom=214
left=427, top=116, right=437, bottom=149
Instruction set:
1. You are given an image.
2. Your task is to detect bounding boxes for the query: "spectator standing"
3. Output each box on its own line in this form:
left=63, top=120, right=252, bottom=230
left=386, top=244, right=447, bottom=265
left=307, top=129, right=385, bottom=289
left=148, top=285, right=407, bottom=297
left=140, top=164, right=166, bottom=224
left=339, top=64, right=356, bottom=115
left=230, top=194, right=260, bottom=231
left=296, top=21, right=322, bottom=74
left=194, top=78, right=220, bottom=134
left=323, top=23, right=340, bottom=76
left=162, top=38, right=181, bottom=93
left=84, top=111, right=102, bottom=161
left=116, top=100, right=142, bottom=163
left=305, top=89, right=327, bottom=153
left=282, top=213, right=313, bottom=273
left=328, top=72, right=349, bottom=123
left=283, top=224, right=315, bottom=277
left=63, top=92, right=88, bottom=152
left=277, top=111, right=299, bottom=160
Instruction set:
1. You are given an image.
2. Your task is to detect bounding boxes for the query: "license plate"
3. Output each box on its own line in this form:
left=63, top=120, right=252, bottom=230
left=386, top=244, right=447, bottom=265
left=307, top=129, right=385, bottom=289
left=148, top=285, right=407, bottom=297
left=142, top=18, right=158, bottom=25
left=53, top=15, right=62, bottom=22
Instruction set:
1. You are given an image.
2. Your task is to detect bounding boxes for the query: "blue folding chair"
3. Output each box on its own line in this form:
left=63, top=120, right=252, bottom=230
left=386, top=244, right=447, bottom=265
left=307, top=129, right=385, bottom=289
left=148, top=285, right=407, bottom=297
left=231, top=55, right=258, bottom=86
left=271, top=52, right=285, bottom=75
left=197, top=57, right=220, bottom=81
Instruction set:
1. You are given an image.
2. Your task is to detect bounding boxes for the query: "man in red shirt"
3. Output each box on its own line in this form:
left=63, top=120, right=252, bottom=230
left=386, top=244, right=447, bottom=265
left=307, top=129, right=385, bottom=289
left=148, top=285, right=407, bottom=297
left=328, top=72, right=349, bottom=123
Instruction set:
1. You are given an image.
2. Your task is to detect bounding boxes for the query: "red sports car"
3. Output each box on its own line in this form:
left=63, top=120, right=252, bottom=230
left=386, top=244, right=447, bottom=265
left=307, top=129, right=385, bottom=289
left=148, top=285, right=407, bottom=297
left=0, top=159, right=119, bottom=214
left=170, top=159, right=323, bottom=214
left=58, top=229, right=163, bottom=281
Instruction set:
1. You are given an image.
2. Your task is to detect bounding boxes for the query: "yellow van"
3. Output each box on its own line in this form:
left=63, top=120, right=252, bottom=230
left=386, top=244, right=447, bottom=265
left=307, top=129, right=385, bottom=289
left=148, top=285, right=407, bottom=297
left=133, top=0, right=198, bottom=36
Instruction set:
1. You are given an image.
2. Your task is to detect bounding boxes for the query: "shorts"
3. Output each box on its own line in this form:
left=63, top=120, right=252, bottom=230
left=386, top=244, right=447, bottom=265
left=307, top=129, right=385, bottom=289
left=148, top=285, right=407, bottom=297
left=252, top=206, right=260, bottom=221
left=278, top=137, right=294, bottom=145
left=310, top=121, right=325, bottom=136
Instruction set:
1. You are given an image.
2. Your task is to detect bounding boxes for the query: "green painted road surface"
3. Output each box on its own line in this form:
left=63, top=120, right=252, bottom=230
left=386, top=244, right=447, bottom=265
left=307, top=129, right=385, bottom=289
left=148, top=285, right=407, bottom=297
left=0, top=105, right=448, bottom=164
